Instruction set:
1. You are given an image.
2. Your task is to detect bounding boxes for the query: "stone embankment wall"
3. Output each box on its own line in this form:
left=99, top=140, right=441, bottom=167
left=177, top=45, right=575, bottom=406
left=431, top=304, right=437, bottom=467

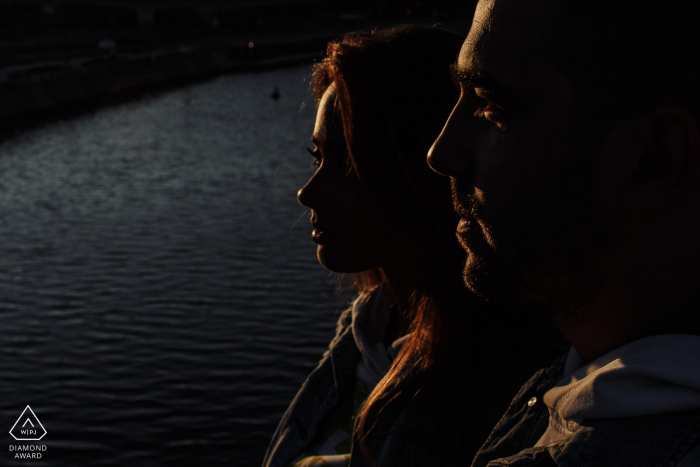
left=0, top=36, right=328, bottom=130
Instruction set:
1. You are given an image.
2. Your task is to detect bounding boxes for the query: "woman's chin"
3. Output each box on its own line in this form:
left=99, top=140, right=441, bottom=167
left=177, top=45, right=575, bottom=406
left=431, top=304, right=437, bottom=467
left=316, top=245, right=377, bottom=274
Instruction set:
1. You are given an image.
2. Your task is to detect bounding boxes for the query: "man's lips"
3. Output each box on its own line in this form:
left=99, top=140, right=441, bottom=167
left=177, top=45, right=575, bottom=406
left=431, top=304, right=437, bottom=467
left=454, top=203, right=477, bottom=240
left=457, top=217, right=473, bottom=233
left=453, top=203, right=474, bottom=221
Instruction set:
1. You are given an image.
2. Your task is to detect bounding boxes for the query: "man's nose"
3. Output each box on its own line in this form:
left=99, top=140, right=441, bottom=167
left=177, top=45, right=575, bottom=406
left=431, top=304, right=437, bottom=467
left=428, top=99, right=477, bottom=178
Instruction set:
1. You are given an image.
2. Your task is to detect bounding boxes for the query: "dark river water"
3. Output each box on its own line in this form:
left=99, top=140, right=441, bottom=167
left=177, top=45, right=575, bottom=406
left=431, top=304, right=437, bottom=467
left=0, top=66, right=347, bottom=466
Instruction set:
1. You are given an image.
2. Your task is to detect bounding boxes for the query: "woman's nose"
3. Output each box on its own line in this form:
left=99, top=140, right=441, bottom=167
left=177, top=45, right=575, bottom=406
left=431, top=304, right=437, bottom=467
left=297, top=169, right=334, bottom=212
left=297, top=178, right=314, bottom=208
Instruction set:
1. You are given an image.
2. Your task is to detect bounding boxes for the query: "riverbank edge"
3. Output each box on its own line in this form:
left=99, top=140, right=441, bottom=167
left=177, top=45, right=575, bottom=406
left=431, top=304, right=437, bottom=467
left=0, top=35, right=332, bottom=141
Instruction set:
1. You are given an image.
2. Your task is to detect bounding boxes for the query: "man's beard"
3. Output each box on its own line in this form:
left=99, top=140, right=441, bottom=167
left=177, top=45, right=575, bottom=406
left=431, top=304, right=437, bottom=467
left=451, top=155, right=617, bottom=319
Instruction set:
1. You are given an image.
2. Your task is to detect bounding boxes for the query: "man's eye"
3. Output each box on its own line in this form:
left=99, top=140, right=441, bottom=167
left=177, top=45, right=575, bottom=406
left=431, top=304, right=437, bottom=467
left=461, top=88, right=488, bottom=116
left=478, top=103, right=502, bottom=120
left=307, top=146, right=322, bottom=168
left=461, top=88, right=504, bottom=126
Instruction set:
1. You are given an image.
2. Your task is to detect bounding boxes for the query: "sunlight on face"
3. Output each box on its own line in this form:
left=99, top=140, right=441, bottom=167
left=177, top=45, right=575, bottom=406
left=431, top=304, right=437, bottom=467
left=297, top=84, right=388, bottom=273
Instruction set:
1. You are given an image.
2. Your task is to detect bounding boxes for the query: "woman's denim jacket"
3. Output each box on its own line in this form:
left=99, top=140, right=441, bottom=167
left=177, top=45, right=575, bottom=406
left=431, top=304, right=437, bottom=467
left=262, top=307, right=441, bottom=467
left=472, top=356, right=700, bottom=467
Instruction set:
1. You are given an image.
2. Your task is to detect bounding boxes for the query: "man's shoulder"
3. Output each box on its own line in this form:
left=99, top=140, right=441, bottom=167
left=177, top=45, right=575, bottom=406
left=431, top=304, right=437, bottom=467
left=549, top=409, right=700, bottom=467
left=480, top=408, right=700, bottom=467
left=479, top=448, right=558, bottom=467
left=472, top=356, right=567, bottom=467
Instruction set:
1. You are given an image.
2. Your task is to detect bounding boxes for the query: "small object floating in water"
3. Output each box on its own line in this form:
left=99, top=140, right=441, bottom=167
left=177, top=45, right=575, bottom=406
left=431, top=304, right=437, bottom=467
left=271, top=86, right=280, bottom=100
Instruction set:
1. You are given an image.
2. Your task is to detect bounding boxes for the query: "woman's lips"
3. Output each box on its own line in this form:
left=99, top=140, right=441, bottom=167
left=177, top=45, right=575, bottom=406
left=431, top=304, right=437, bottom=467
left=311, top=225, right=342, bottom=245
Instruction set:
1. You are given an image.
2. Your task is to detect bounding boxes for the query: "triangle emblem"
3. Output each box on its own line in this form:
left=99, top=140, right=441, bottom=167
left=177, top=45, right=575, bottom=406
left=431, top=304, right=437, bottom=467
left=9, top=406, right=47, bottom=441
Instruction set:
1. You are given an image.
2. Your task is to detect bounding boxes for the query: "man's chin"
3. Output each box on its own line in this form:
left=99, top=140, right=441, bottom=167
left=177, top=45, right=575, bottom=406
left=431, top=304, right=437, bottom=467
left=462, top=254, right=490, bottom=300
left=462, top=253, right=522, bottom=304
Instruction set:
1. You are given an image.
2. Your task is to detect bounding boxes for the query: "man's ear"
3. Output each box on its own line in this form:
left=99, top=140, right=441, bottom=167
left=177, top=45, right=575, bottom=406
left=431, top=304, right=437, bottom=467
left=625, top=107, right=698, bottom=212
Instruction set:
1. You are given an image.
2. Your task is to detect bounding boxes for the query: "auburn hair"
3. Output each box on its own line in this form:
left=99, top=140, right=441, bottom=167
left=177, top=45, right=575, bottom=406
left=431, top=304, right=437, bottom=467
left=311, top=25, right=494, bottom=464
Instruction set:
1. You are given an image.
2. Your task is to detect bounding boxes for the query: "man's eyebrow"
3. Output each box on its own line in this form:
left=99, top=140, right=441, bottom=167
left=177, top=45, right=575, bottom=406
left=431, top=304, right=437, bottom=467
left=450, top=63, right=498, bottom=90
left=450, top=62, right=519, bottom=106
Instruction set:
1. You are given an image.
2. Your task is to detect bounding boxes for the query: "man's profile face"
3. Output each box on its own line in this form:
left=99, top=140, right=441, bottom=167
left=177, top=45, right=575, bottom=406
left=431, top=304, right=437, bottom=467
left=429, top=0, right=611, bottom=310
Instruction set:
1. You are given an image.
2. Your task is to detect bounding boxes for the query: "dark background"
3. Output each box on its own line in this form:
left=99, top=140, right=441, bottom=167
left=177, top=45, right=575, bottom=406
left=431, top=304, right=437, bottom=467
left=0, top=0, right=474, bottom=137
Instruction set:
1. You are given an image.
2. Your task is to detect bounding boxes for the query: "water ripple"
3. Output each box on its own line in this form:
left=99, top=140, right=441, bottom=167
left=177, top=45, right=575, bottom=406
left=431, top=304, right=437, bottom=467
left=0, top=66, right=345, bottom=466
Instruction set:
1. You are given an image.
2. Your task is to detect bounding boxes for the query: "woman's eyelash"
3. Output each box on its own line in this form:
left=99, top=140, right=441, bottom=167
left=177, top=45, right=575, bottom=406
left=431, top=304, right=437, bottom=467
left=307, top=146, right=322, bottom=168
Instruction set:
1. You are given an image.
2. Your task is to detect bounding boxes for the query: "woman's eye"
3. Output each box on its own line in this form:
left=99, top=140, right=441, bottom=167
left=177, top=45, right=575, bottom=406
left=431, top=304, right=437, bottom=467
left=307, top=146, right=322, bottom=168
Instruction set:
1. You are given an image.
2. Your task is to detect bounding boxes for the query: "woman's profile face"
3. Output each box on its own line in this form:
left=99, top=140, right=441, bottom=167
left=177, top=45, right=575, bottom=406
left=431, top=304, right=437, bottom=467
left=297, top=84, right=388, bottom=273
